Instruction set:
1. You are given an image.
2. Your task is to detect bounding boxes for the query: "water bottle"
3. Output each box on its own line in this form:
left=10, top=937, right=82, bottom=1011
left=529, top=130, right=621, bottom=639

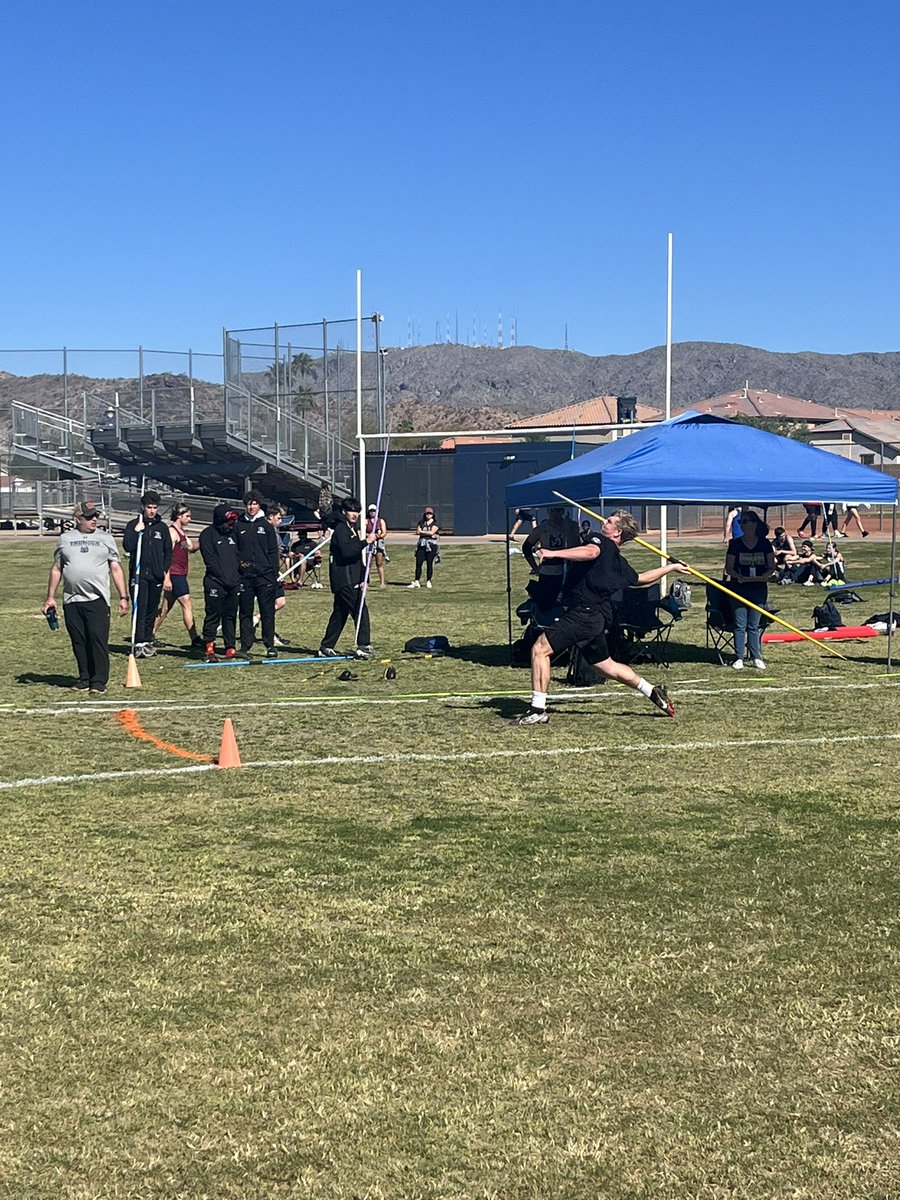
left=46, top=606, right=60, bottom=631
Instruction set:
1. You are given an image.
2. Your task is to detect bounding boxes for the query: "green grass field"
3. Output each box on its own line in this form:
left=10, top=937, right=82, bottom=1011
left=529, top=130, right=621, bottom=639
left=1, top=534, right=898, bottom=1199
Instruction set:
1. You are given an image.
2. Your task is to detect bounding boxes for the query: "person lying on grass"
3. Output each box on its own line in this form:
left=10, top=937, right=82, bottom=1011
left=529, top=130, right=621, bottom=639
left=513, top=509, right=688, bottom=726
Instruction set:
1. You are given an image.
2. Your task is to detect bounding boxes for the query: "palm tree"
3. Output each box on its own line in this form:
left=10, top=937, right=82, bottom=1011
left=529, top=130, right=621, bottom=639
left=290, top=352, right=318, bottom=383
left=287, top=353, right=319, bottom=421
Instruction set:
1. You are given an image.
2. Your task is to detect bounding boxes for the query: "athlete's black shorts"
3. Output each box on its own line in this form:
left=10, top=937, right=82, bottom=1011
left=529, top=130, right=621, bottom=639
left=544, top=604, right=611, bottom=663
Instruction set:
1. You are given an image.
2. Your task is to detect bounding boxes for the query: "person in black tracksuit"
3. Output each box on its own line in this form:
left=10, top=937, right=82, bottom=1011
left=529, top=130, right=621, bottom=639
left=199, top=504, right=242, bottom=660
left=235, top=489, right=281, bottom=658
left=122, top=490, right=173, bottom=657
left=318, top=496, right=376, bottom=658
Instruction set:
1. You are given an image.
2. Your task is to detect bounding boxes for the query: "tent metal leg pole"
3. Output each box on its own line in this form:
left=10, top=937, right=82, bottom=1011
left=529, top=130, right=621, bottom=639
left=506, top=508, right=514, bottom=665
left=887, top=507, right=897, bottom=670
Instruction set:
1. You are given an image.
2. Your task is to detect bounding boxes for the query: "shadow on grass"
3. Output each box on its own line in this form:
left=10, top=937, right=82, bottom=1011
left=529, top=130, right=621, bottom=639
left=452, top=643, right=515, bottom=667
left=16, top=671, right=80, bottom=688
left=478, top=696, right=528, bottom=720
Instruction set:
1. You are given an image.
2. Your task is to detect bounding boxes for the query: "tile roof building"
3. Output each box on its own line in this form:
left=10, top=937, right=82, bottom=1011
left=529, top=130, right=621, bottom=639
left=674, top=385, right=837, bottom=424
left=506, top=395, right=662, bottom=431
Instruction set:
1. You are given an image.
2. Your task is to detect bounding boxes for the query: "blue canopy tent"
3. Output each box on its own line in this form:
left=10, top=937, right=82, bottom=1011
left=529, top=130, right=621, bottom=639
left=505, top=412, right=899, bottom=507
left=504, top=411, right=897, bottom=663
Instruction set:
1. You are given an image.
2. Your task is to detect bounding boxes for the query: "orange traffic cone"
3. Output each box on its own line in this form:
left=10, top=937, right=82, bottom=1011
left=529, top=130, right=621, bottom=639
left=124, top=653, right=142, bottom=689
left=216, top=718, right=242, bottom=768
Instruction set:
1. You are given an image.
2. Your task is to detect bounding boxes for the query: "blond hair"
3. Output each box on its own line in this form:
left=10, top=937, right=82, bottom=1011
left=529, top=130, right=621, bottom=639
left=610, top=509, right=639, bottom=543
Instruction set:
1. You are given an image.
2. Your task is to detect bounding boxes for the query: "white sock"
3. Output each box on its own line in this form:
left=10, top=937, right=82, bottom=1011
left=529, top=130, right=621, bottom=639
left=531, top=691, right=547, bottom=710
left=637, top=678, right=653, bottom=698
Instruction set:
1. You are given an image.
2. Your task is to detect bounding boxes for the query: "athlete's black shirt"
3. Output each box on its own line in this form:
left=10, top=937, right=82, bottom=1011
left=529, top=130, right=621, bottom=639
left=328, top=520, right=366, bottom=589
left=563, top=534, right=639, bottom=621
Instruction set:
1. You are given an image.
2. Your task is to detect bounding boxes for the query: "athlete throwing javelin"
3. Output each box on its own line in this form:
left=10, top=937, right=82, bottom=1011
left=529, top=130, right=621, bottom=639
left=513, top=509, right=688, bottom=725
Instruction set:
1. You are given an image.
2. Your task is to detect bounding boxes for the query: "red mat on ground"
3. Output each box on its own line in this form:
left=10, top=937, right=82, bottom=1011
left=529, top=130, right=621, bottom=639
left=762, top=625, right=878, bottom=643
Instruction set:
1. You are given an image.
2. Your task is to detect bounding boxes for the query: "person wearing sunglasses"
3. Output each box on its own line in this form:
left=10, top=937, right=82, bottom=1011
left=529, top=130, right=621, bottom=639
left=42, top=501, right=129, bottom=694
left=724, top=509, right=776, bottom=669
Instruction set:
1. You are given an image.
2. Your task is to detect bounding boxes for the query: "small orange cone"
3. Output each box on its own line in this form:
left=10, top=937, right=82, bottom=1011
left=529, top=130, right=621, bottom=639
left=216, top=718, right=242, bottom=768
left=124, top=653, right=142, bottom=689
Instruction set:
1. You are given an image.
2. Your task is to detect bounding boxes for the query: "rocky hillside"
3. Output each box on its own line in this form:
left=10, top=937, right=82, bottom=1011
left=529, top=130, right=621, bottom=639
left=382, top=342, right=900, bottom=415
left=3, top=342, right=900, bottom=448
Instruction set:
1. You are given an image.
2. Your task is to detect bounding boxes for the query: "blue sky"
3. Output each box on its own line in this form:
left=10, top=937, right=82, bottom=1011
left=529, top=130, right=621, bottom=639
left=2, top=0, right=899, bottom=371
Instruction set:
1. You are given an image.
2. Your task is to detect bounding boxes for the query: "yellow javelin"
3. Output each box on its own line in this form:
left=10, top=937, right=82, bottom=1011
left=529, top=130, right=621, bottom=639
left=551, top=490, right=849, bottom=662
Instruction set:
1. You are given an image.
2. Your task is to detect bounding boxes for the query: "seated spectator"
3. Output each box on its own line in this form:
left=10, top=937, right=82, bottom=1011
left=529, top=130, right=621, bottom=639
left=784, top=539, right=825, bottom=586
left=822, top=542, right=846, bottom=585
left=771, top=527, right=796, bottom=578
left=291, top=533, right=324, bottom=588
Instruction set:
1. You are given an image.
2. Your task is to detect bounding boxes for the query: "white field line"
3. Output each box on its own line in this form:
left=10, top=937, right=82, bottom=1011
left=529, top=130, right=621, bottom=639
left=9, top=677, right=899, bottom=719
left=2, top=731, right=900, bottom=793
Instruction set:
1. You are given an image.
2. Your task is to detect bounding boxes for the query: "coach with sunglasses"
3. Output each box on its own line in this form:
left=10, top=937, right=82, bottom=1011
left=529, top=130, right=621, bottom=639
left=42, top=501, right=129, bottom=694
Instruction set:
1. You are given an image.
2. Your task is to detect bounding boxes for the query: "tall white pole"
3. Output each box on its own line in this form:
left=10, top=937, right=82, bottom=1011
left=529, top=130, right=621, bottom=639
left=665, top=232, right=673, bottom=421
left=660, top=232, right=673, bottom=570
left=356, top=269, right=366, bottom=517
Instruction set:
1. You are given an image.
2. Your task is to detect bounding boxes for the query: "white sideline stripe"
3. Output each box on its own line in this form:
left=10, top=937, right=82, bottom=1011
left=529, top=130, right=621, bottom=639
left=10, top=677, right=899, bottom=718
left=2, top=731, right=900, bottom=792
left=13, top=690, right=600, bottom=717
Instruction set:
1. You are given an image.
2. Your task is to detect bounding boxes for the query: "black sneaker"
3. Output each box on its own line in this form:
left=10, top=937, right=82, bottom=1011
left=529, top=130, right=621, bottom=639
left=70, top=682, right=90, bottom=692
left=265, top=647, right=278, bottom=659
left=354, top=645, right=375, bottom=660
left=649, top=685, right=675, bottom=718
left=317, top=647, right=341, bottom=658
left=511, top=708, right=550, bottom=727
left=89, top=686, right=108, bottom=695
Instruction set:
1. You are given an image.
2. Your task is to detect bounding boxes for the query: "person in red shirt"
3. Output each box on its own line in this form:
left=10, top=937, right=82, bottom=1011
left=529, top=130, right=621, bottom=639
left=154, top=503, right=202, bottom=651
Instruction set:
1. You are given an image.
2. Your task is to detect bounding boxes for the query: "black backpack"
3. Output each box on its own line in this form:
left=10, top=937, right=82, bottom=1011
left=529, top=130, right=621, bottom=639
left=566, top=646, right=606, bottom=688
left=812, top=599, right=844, bottom=630
left=403, top=635, right=451, bottom=656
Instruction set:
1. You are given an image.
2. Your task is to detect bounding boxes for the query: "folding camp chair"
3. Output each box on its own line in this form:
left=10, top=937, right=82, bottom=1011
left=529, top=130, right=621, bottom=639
left=705, top=587, right=777, bottom=665
left=511, top=595, right=567, bottom=668
left=612, top=583, right=675, bottom=668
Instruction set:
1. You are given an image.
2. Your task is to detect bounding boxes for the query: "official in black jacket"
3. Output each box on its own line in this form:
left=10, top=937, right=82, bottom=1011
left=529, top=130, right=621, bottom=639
left=318, top=497, right=377, bottom=659
left=198, top=504, right=242, bottom=660
left=235, top=489, right=280, bottom=657
left=122, top=490, right=172, bottom=658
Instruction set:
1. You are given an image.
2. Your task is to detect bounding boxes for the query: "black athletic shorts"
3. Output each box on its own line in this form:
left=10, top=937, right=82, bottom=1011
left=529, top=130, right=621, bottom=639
left=544, top=605, right=610, bottom=663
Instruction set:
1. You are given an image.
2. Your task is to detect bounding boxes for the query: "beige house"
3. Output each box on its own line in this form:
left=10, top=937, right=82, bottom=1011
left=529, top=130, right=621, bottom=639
left=808, top=414, right=900, bottom=468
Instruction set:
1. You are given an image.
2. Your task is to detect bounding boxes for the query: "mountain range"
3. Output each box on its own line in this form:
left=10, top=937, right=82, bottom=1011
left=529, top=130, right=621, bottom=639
left=383, top=342, right=900, bottom=429
left=3, top=341, right=900, bottom=448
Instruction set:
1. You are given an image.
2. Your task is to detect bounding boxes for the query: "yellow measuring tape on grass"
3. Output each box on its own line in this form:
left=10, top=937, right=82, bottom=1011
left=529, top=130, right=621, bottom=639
left=551, top=491, right=849, bottom=662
